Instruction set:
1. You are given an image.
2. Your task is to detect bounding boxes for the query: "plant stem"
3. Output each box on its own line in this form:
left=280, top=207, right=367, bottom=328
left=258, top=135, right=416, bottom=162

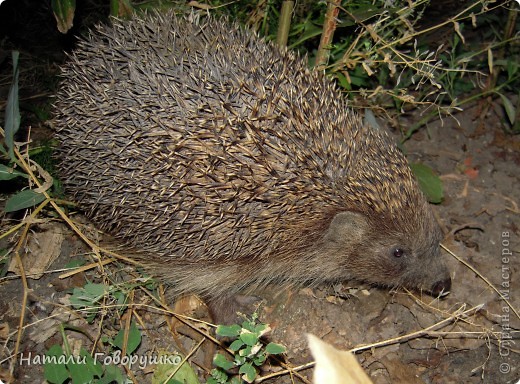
left=276, top=1, right=293, bottom=47
left=315, top=0, right=341, bottom=70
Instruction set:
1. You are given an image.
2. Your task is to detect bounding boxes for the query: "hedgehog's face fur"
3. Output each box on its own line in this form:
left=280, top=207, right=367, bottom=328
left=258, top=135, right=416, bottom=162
left=305, top=118, right=453, bottom=297
left=320, top=209, right=451, bottom=297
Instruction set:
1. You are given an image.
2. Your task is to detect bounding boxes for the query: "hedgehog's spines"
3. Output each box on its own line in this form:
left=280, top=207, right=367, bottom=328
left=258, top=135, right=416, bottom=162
left=54, top=10, right=450, bottom=302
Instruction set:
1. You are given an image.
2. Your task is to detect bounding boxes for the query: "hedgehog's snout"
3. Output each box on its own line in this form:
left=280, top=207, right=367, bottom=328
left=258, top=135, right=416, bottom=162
left=430, top=277, right=451, bottom=297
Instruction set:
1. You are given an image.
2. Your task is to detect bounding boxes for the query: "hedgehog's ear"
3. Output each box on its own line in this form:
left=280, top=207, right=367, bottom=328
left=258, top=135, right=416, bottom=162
left=324, top=211, right=368, bottom=244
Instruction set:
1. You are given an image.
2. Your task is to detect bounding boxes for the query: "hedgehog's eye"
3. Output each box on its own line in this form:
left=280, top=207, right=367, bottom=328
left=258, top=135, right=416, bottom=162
left=393, top=248, right=405, bottom=258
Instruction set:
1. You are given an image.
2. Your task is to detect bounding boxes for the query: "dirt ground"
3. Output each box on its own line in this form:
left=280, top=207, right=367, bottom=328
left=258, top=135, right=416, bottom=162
left=0, top=4, right=519, bottom=384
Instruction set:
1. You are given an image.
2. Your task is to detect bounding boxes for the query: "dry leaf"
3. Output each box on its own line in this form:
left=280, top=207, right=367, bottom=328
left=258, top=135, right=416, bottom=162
left=308, top=334, right=373, bottom=384
left=9, top=222, right=65, bottom=279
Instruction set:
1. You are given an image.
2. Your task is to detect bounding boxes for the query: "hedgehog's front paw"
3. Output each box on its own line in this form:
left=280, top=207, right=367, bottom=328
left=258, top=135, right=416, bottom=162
left=206, top=294, right=263, bottom=325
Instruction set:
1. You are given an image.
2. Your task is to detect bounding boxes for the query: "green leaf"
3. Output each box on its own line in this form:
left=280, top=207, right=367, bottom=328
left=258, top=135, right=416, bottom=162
left=70, top=283, right=108, bottom=322
left=288, top=21, right=323, bottom=49
left=348, top=73, right=370, bottom=87
left=0, top=164, right=27, bottom=181
left=335, top=72, right=352, bottom=91
left=43, top=345, right=69, bottom=384
left=67, top=351, right=95, bottom=384
left=506, top=59, right=518, bottom=80
left=5, top=189, right=46, bottom=212
left=235, top=354, right=247, bottom=366
left=97, top=364, right=126, bottom=384
left=497, top=92, right=516, bottom=125
left=239, top=332, right=258, bottom=347
left=241, top=319, right=255, bottom=332
left=216, top=324, right=241, bottom=337
left=213, top=353, right=234, bottom=371
left=80, top=348, right=103, bottom=377
left=252, top=352, right=267, bottom=366
left=229, top=339, right=245, bottom=351
left=64, top=258, right=86, bottom=269
left=265, top=342, right=286, bottom=355
left=170, top=359, right=199, bottom=384
left=114, top=290, right=128, bottom=308
left=110, top=0, right=134, bottom=18
left=83, top=283, right=107, bottom=296
left=70, top=283, right=107, bottom=308
left=409, top=163, right=443, bottom=204
left=349, top=5, right=385, bottom=22
left=209, top=368, right=228, bottom=383
left=51, top=0, right=76, bottom=33
left=113, top=321, right=141, bottom=355
left=238, top=362, right=257, bottom=383
left=253, top=323, right=267, bottom=335
left=5, top=51, right=20, bottom=162
left=152, top=352, right=199, bottom=384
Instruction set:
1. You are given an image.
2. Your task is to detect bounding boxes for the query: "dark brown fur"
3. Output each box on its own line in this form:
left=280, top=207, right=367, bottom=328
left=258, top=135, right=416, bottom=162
left=54, top=11, right=451, bottom=313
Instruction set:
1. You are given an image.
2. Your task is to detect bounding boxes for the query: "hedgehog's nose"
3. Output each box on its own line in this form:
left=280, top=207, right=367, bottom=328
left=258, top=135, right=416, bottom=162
left=431, top=277, right=451, bottom=297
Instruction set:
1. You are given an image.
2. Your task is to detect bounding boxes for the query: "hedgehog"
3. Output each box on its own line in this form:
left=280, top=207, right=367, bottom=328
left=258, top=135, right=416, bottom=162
left=54, top=10, right=451, bottom=318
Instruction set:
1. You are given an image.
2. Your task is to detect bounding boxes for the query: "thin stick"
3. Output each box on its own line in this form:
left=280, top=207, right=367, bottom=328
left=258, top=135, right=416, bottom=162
left=442, top=244, right=520, bottom=322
